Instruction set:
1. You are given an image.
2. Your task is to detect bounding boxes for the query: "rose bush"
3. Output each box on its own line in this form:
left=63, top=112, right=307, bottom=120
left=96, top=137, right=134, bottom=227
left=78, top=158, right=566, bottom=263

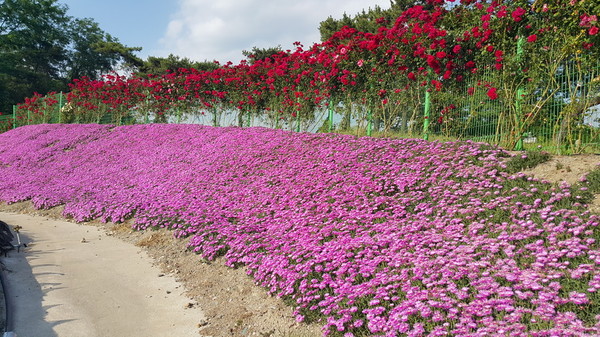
left=11, top=0, right=599, bottom=150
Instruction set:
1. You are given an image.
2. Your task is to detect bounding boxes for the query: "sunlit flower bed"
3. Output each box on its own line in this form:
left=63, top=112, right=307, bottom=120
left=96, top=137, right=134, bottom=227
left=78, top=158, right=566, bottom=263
left=0, top=124, right=599, bottom=336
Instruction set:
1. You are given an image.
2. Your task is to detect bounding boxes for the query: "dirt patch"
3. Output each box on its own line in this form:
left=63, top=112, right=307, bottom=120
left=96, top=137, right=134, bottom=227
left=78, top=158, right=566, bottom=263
left=1, top=153, right=599, bottom=336
left=517, top=153, right=600, bottom=212
left=518, top=153, right=600, bottom=186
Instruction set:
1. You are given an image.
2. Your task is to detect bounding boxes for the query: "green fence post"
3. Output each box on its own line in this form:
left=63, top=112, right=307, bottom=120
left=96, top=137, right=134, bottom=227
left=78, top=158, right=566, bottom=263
left=514, top=88, right=525, bottom=151
left=328, top=100, right=334, bottom=132
left=367, top=108, right=373, bottom=137
left=516, top=35, right=524, bottom=60
left=514, top=36, right=525, bottom=151
left=145, top=97, right=150, bottom=124
left=295, top=94, right=301, bottom=132
left=12, top=105, right=17, bottom=129
left=423, top=90, right=431, bottom=141
left=58, top=91, right=63, bottom=124
left=367, top=84, right=373, bottom=137
left=295, top=87, right=302, bottom=132
left=247, top=111, right=252, bottom=127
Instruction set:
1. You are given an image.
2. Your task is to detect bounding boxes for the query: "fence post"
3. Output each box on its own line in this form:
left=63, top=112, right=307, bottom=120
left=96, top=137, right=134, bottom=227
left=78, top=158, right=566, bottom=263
left=328, top=100, right=334, bottom=132
left=144, top=97, right=150, bottom=124
left=12, top=105, right=16, bottom=129
left=58, top=91, right=63, bottom=124
left=514, top=36, right=525, bottom=151
left=367, top=108, right=373, bottom=137
left=295, top=91, right=301, bottom=132
left=514, top=88, right=525, bottom=151
left=423, top=90, right=431, bottom=141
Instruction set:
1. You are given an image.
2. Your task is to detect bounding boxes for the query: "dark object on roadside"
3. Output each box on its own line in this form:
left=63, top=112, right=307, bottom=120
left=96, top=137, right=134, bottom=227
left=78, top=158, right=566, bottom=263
left=0, top=221, right=25, bottom=256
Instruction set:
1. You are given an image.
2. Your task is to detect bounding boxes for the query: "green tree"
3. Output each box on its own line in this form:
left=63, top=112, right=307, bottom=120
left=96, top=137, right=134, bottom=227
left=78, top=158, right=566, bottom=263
left=242, top=45, right=284, bottom=64
left=67, top=18, right=143, bottom=81
left=0, top=0, right=70, bottom=113
left=0, top=0, right=142, bottom=113
left=135, top=54, right=219, bottom=77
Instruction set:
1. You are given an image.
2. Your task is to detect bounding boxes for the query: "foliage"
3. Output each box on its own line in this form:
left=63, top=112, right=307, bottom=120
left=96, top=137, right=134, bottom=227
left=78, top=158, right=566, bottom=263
left=0, top=0, right=141, bottom=113
left=578, top=166, right=600, bottom=194
left=242, top=46, right=285, bottom=64
left=134, top=54, right=219, bottom=78
left=66, top=18, right=143, bottom=80
left=505, top=150, right=552, bottom=173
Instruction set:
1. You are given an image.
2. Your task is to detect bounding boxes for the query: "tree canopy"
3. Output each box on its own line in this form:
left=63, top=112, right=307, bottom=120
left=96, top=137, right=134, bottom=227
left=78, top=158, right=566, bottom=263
left=134, top=54, right=220, bottom=78
left=0, top=0, right=141, bottom=113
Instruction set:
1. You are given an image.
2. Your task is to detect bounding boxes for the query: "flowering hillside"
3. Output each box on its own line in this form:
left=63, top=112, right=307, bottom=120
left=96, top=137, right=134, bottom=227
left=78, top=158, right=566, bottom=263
left=0, top=124, right=599, bottom=336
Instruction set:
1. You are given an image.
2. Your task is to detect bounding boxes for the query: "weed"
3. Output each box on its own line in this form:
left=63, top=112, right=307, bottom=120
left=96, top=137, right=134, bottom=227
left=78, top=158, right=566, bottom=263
left=505, top=150, right=552, bottom=173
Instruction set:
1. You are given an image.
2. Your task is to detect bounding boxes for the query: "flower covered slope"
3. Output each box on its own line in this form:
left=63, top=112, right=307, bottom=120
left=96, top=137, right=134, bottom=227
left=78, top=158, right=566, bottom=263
left=0, top=124, right=599, bottom=336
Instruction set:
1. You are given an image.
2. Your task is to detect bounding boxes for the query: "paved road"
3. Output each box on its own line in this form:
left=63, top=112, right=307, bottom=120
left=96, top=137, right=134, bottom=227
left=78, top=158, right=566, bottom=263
left=0, top=212, right=206, bottom=337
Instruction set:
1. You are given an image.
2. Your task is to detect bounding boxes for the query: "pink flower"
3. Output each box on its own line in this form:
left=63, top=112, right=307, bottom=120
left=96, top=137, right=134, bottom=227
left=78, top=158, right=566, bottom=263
left=590, top=26, right=599, bottom=35
left=580, top=14, right=597, bottom=27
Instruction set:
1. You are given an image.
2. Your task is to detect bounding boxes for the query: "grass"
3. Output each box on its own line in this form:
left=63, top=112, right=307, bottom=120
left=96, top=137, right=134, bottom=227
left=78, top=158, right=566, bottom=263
left=504, top=150, right=552, bottom=173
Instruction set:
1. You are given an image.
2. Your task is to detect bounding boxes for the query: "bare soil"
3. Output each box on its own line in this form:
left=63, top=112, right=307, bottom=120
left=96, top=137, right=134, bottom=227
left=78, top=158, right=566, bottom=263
left=518, top=153, right=600, bottom=212
left=1, top=153, right=599, bottom=336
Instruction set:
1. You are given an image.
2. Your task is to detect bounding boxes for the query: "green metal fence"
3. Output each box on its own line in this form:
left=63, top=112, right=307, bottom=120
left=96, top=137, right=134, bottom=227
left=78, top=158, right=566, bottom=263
left=3, top=62, right=599, bottom=154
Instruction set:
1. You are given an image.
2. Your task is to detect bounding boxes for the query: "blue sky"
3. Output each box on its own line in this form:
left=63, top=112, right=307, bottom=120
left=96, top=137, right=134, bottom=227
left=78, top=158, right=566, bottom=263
left=57, top=0, right=391, bottom=64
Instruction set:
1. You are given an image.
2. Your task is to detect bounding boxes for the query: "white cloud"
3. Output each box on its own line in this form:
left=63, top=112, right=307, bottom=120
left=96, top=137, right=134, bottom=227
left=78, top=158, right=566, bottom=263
left=157, top=0, right=391, bottom=64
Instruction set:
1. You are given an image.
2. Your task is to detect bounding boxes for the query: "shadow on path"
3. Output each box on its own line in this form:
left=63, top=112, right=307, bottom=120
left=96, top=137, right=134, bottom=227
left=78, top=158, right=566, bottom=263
left=2, top=230, right=61, bottom=337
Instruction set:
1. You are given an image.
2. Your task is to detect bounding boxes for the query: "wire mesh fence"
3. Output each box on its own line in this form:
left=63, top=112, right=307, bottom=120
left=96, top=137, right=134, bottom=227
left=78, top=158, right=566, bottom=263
left=3, top=62, right=599, bottom=154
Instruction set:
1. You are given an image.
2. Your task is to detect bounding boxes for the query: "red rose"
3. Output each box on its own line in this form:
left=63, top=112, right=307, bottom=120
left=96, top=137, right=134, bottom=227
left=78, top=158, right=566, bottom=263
left=487, top=87, right=498, bottom=100
left=527, top=34, right=537, bottom=42
left=512, top=7, right=526, bottom=22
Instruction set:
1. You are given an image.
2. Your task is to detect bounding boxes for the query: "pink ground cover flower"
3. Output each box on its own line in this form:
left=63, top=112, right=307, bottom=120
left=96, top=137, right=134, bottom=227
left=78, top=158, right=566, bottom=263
left=0, top=124, right=599, bottom=336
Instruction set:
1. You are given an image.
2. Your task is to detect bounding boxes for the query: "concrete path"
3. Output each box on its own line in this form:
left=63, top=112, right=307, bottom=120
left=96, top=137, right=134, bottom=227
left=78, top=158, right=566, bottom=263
left=0, top=212, right=205, bottom=337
